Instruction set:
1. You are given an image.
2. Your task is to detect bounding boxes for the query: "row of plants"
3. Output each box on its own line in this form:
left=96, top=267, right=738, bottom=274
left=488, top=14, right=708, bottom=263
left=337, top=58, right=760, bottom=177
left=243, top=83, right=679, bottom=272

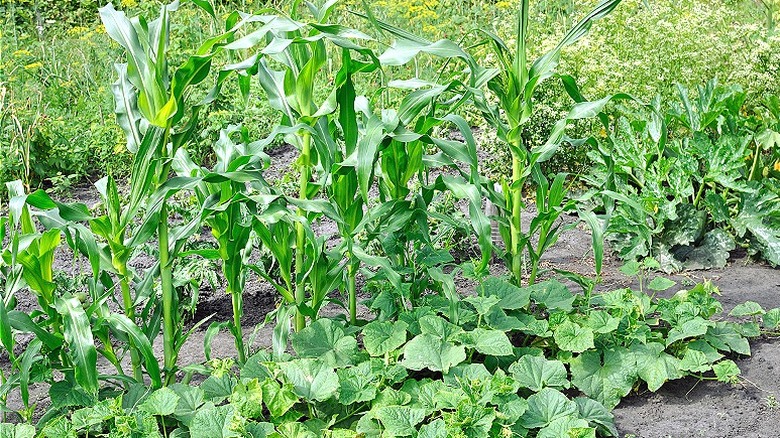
left=0, top=0, right=777, bottom=436
left=13, top=277, right=780, bottom=437
left=2, top=0, right=778, bottom=193
left=0, top=0, right=597, bottom=417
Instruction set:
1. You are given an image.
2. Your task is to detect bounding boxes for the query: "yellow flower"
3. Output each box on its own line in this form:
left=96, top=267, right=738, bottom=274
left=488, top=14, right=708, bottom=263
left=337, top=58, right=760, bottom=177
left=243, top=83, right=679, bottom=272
left=12, top=49, right=32, bottom=57
left=94, top=24, right=106, bottom=34
left=121, top=0, right=138, bottom=7
left=24, top=62, right=43, bottom=70
left=774, top=160, right=780, bottom=172
left=496, top=1, right=512, bottom=8
left=67, top=26, right=89, bottom=36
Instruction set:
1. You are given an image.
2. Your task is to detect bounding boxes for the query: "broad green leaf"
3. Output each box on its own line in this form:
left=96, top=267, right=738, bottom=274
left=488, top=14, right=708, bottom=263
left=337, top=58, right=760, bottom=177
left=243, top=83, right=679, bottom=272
left=479, top=277, right=530, bottom=310
left=337, top=362, right=377, bottom=405
left=763, top=308, right=780, bottom=329
left=586, top=310, right=620, bottom=334
left=679, top=349, right=710, bottom=373
left=449, top=405, right=495, bottom=436
left=401, top=333, right=466, bottom=373
left=274, top=422, right=316, bottom=438
left=464, top=295, right=501, bottom=316
left=402, top=379, right=464, bottom=414
left=458, top=328, right=514, bottom=356
left=705, top=322, right=751, bottom=356
left=618, top=261, right=641, bottom=277
left=374, top=406, right=426, bottom=436
left=731, top=188, right=780, bottom=266
left=537, top=416, right=593, bottom=438
left=39, top=417, right=75, bottom=438
left=417, top=419, right=447, bottom=438
left=497, top=397, right=529, bottom=424
left=666, top=317, right=709, bottom=346
left=418, top=315, right=463, bottom=341
left=0, top=424, right=35, bottom=438
left=681, top=228, right=735, bottom=270
left=446, top=363, right=492, bottom=386
left=49, top=380, right=97, bottom=409
left=245, top=422, right=276, bottom=438
left=554, top=321, right=594, bottom=353
left=570, top=348, right=637, bottom=409
left=737, top=321, right=761, bottom=338
left=261, top=379, right=298, bottom=419
left=170, top=384, right=204, bottom=427
left=229, top=379, right=264, bottom=419
left=141, top=387, right=180, bottom=416
left=202, top=374, right=235, bottom=403
left=373, top=387, right=412, bottom=409
left=686, top=339, right=724, bottom=363
left=713, top=359, right=741, bottom=383
left=631, top=343, right=682, bottom=392
left=292, top=319, right=358, bottom=367
left=279, top=359, right=339, bottom=402
left=519, top=388, right=578, bottom=429
left=362, top=320, right=408, bottom=357
left=647, top=277, right=676, bottom=292
left=190, top=405, right=242, bottom=438
left=529, top=280, right=575, bottom=311
left=730, top=301, right=765, bottom=317
left=509, top=355, right=569, bottom=392
left=574, top=397, right=618, bottom=437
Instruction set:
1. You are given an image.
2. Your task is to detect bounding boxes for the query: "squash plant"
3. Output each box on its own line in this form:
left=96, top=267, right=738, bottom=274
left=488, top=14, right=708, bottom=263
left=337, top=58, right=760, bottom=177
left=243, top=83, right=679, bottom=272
left=584, top=79, right=780, bottom=271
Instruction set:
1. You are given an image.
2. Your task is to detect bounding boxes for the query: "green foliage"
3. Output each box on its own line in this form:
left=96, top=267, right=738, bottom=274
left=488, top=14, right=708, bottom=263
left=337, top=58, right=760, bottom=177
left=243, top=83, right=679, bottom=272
left=3, top=277, right=767, bottom=436
left=584, top=79, right=780, bottom=270
left=1, top=1, right=778, bottom=435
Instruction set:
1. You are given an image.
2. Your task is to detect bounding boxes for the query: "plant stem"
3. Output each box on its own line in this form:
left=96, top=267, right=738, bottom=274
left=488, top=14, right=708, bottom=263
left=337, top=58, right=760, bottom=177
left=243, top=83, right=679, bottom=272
left=159, top=202, right=176, bottom=385
left=0, top=369, right=5, bottom=422
left=118, top=265, right=143, bottom=383
left=693, top=181, right=707, bottom=207
left=529, top=225, right=550, bottom=285
left=294, top=131, right=312, bottom=331
left=230, top=285, right=246, bottom=364
left=510, top=152, right=524, bottom=285
left=347, top=257, right=357, bottom=325
left=748, top=140, right=762, bottom=181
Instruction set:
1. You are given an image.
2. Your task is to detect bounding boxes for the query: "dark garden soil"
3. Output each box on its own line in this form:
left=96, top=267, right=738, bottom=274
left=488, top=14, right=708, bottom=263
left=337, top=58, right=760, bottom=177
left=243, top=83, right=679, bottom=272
left=4, top=144, right=780, bottom=435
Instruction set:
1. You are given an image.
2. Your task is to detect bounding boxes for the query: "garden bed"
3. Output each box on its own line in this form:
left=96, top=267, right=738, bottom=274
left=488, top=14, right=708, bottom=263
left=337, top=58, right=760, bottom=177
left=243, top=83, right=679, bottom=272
left=8, top=185, right=779, bottom=436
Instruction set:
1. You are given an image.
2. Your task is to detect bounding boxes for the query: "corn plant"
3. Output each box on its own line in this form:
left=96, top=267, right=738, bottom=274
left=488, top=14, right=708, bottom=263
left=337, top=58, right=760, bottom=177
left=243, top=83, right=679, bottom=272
left=0, top=179, right=173, bottom=420
left=467, top=0, right=622, bottom=285
left=241, top=2, right=380, bottom=330
left=100, top=0, right=245, bottom=383
left=173, top=125, right=273, bottom=364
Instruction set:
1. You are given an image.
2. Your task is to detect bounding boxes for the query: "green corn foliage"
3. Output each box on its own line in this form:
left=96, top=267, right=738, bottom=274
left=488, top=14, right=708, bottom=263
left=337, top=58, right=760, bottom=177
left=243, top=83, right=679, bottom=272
left=100, top=0, right=245, bottom=383
left=469, top=0, right=622, bottom=285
